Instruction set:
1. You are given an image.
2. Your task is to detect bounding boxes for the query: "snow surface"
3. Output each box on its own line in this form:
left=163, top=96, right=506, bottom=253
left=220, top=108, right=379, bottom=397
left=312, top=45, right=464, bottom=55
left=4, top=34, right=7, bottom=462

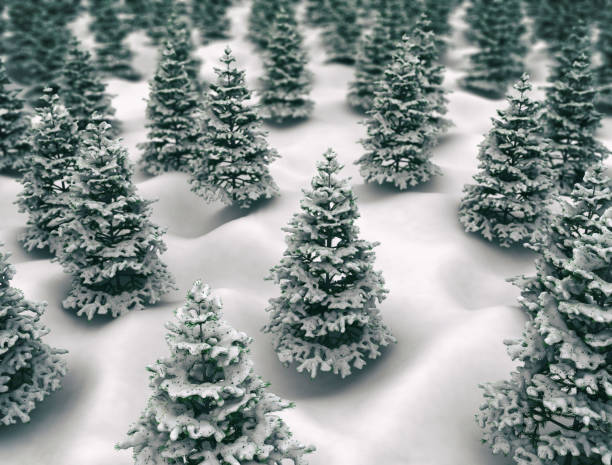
left=1, top=3, right=611, bottom=465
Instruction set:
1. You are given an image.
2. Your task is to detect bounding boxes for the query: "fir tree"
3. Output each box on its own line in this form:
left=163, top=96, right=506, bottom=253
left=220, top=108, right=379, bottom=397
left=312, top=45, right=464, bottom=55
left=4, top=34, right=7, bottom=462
left=264, top=150, right=395, bottom=378
left=164, top=12, right=203, bottom=93
left=118, top=280, right=314, bottom=464
left=248, top=0, right=294, bottom=49
left=0, top=59, right=32, bottom=173
left=55, top=121, right=175, bottom=320
left=422, top=0, right=454, bottom=53
left=139, top=35, right=201, bottom=176
left=16, top=92, right=80, bottom=254
left=459, top=74, right=552, bottom=248
left=477, top=170, right=612, bottom=465
left=0, top=246, right=67, bottom=426
left=356, top=36, right=441, bottom=189
left=259, top=8, right=313, bottom=123
left=189, top=48, right=279, bottom=209
left=91, top=0, right=141, bottom=81
left=123, top=0, right=149, bottom=30
left=545, top=27, right=608, bottom=193
left=595, top=5, right=612, bottom=112
left=376, top=0, right=410, bottom=42
left=305, top=0, right=329, bottom=26
left=192, top=0, right=232, bottom=43
left=460, top=0, right=527, bottom=99
left=322, top=0, right=361, bottom=64
left=59, top=38, right=117, bottom=135
left=144, top=0, right=182, bottom=46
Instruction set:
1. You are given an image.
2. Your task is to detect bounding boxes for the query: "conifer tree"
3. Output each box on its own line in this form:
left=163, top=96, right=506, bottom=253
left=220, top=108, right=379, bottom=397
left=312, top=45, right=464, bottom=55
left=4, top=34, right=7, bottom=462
left=347, top=10, right=394, bottom=112
left=356, top=36, right=440, bottom=189
left=139, top=34, right=200, bottom=176
left=164, top=12, right=203, bottom=92
left=376, top=0, right=410, bottom=42
left=0, top=246, right=67, bottom=426
left=189, top=48, right=279, bottom=209
left=259, top=8, right=313, bottom=123
left=264, top=150, right=395, bottom=378
left=17, top=92, right=80, bottom=254
left=422, top=0, right=454, bottom=53
left=0, top=59, right=32, bottom=173
left=91, top=0, right=141, bottom=81
left=322, top=0, right=361, bottom=64
left=60, top=38, right=117, bottom=135
left=460, top=0, right=526, bottom=99
left=545, top=27, right=608, bottom=193
left=118, top=280, right=314, bottom=464
left=477, top=169, right=612, bottom=465
left=56, top=121, right=175, bottom=320
left=305, top=0, right=329, bottom=26
left=595, top=6, right=612, bottom=112
left=459, top=75, right=552, bottom=248
left=192, top=0, right=232, bottom=43
left=123, top=0, right=149, bottom=29
left=144, top=0, right=182, bottom=46
left=248, top=0, right=294, bottom=49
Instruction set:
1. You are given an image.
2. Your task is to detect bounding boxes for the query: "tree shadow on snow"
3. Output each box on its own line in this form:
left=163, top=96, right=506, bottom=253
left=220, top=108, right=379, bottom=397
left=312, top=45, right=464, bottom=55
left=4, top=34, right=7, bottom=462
left=353, top=176, right=444, bottom=204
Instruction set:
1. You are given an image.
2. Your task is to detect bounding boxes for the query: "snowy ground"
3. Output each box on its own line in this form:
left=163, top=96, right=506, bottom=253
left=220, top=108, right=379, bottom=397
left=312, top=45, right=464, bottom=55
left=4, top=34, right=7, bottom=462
left=1, top=3, right=611, bottom=465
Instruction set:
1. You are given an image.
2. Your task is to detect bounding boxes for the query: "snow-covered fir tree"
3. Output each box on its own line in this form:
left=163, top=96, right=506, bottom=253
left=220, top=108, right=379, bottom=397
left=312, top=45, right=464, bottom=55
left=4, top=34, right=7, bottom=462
left=138, top=34, right=201, bottom=175
left=118, top=280, right=314, bottom=464
left=595, top=6, right=612, bottom=111
left=16, top=92, right=80, bottom=254
left=144, top=0, right=186, bottom=46
left=0, top=59, right=32, bottom=173
left=249, top=0, right=294, bottom=49
left=55, top=121, right=175, bottom=320
left=347, top=9, right=394, bottom=112
left=192, top=0, right=232, bottom=43
left=164, top=12, right=203, bottom=92
left=60, top=37, right=117, bottom=135
left=459, top=74, right=551, bottom=248
left=356, top=36, right=441, bottom=189
left=259, top=8, right=313, bottom=123
left=477, top=168, right=612, bottom=465
left=460, top=0, right=527, bottom=99
left=123, top=0, right=149, bottom=30
left=322, top=0, right=361, bottom=64
left=545, top=26, right=608, bottom=193
left=422, top=0, right=454, bottom=53
left=264, top=149, right=395, bottom=378
left=0, top=245, right=67, bottom=426
left=189, top=47, right=279, bottom=209
left=91, top=0, right=141, bottom=81
left=376, top=0, right=410, bottom=42
left=305, top=0, right=329, bottom=26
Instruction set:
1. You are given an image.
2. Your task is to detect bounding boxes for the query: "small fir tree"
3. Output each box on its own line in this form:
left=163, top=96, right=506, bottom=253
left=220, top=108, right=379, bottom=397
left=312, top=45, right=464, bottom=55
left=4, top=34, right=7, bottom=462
left=259, top=8, right=314, bottom=123
left=545, top=27, right=608, bottom=193
left=192, top=0, right=232, bottom=43
left=189, top=48, right=279, bottom=209
left=145, top=0, right=185, bottom=46
left=165, top=12, right=203, bottom=92
left=0, top=59, right=32, bottom=173
left=0, top=246, right=67, bottom=426
left=376, top=0, right=410, bottom=42
left=356, top=36, right=441, bottom=189
left=139, top=36, right=201, bottom=175
left=322, top=0, right=361, bottom=64
left=60, top=38, right=118, bottom=135
left=422, top=0, right=454, bottom=53
left=459, top=74, right=551, bottom=248
left=248, top=0, right=294, bottom=49
left=118, top=280, right=314, bottom=464
left=595, top=6, right=612, bottom=111
left=16, top=92, right=80, bottom=254
left=56, top=121, right=175, bottom=320
left=477, top=171, right=612, bottom=465
left=460, top=0, right=527, bottom=99
left=264, top=150, right=395, bottom=378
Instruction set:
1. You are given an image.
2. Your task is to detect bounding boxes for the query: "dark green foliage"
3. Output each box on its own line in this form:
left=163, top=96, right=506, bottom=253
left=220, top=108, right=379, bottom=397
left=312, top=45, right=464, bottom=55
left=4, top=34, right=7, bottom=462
left=259, top=8, right=313, bottom=123
left=357, top=36, right=440, bottom=189
left=544, top=26, right=608, bottom=193
left=264, top=150, right=395, bottom=378
left=123, top=0, right=150, bottom=29
left=459, top=74, right=552, bottom=248
left=422, top=0, right=454, bottom=52
left=376, top=0, right=410, bottom=42
left=249, top=0, right=294, bottom=49
left=56, top=121, right=175, bottom=320
left=189, top=48, right=279, bottom=208
left=59, top=38, right=117, bottom=135
left=305, top=0, right=329, bottom=26
left=192, top=0, right=232, bottom=42
left=461, top=0, right=527, bottom=99
left=164, top=12, right=203, bottom=91
left=595, top=4, right=612, bottom=111
left=0, top=59, right=32, bottom=173
left=322, top=0, right=361, bottom=64
left=144, top=0, right=182, bottom=46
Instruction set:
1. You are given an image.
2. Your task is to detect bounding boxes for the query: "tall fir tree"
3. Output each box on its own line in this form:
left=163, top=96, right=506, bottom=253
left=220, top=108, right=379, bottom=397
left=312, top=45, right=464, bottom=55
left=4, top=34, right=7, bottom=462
left=322, top=0, right=361, bottom=64
left=56, top=121, right=175, bottom=320
left=118, top=280, right=314, bottom=464
left=356, top=36, right=441, bottom=189
left=59, top=38, right=118, bottom=135
left=0, top=246, right=67, bottom=425
left=91, top=0, right=141, bottom=81
left=192, top=0, right=232, bottom=43
left=545, top=26, right=608, bottom=193
left=460, top=0, right=527, bottom=99
left=264, top=150, right=395, bottom=378
left=189, top=48, right=279, bottom=209
left=595, top=5, right=612, bottom=112
left=459, top=74, right=552, bottom=248
left=0, top=59, right=32, bottom=173
left=16, top=92, right=80, bottom=254
left=259, top=8, right=313, bottom=123
left=477, top=168, right=612, bottom=465
left=138, top=34, right=201, bottom=175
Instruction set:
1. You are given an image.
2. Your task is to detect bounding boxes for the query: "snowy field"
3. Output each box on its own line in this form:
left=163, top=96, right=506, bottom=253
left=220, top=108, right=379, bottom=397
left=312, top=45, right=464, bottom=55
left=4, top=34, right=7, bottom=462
left=1, top=3, right=611, bottom=465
